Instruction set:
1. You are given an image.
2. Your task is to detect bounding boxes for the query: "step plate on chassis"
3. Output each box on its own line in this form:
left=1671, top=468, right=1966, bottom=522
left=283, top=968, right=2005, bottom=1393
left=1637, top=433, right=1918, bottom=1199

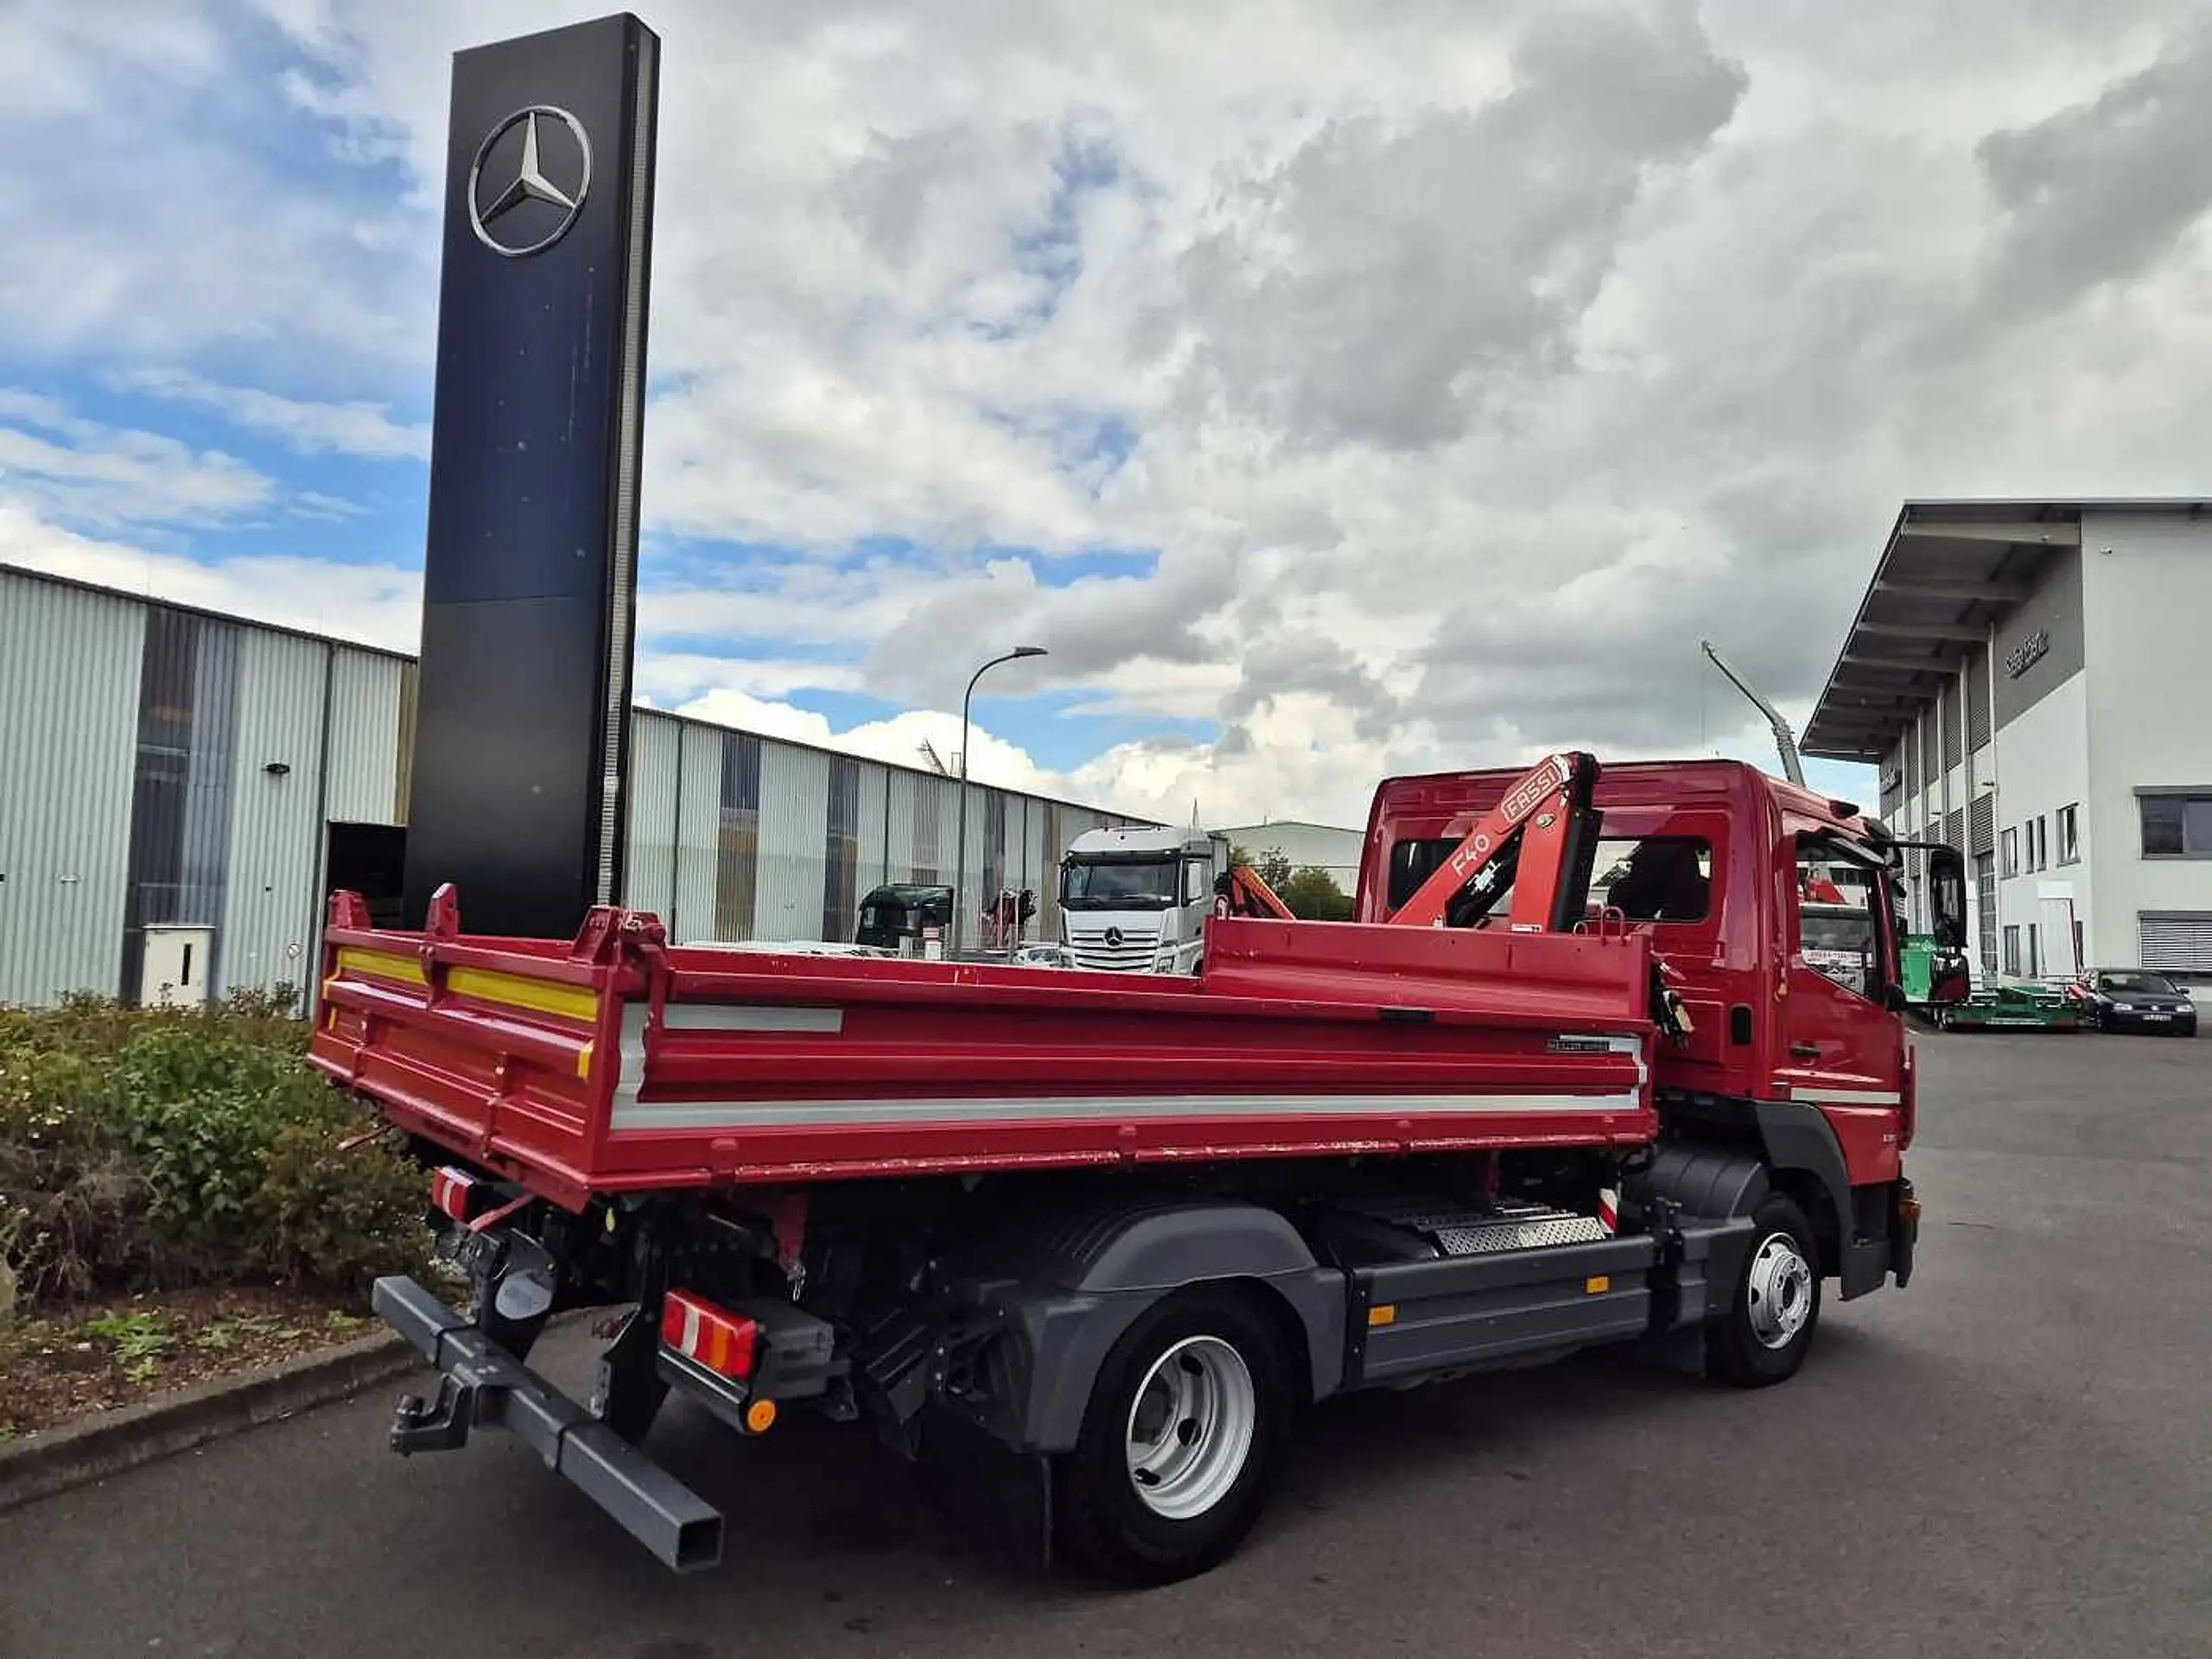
left=1352, top=1198, right=1610, bottom=1257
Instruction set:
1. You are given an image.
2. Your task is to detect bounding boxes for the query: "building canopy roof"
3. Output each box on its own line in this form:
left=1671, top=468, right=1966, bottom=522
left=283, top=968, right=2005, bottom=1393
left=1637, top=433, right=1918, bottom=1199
left=1803, top=499, right=2212, bottom=763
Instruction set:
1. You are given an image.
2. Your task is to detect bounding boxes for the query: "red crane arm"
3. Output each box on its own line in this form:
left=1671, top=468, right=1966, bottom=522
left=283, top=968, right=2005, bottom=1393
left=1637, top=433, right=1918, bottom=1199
left=1387, top=751, right=1603, bottom=932
left=1214, top=862, right=1297, bottom=922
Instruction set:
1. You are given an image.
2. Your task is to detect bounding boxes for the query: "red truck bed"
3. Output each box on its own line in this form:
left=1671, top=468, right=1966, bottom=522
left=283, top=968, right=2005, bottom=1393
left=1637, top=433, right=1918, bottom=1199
left=310, top=891, right=1658, bottom=1210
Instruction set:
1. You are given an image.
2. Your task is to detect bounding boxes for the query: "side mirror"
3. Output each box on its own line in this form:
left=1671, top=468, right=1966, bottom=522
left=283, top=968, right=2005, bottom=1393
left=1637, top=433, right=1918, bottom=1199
left=1927, top=845, right=1969, bottom=952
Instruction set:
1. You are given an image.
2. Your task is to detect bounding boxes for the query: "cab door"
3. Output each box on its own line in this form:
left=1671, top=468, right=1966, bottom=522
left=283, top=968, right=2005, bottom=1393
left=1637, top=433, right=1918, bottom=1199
left=1777, top=836, right=1905, bottom=1185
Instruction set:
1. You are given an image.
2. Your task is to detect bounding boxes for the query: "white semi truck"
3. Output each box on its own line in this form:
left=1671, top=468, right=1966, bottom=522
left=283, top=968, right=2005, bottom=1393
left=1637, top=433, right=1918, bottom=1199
left=1057, top=824, right=1229, bottom=973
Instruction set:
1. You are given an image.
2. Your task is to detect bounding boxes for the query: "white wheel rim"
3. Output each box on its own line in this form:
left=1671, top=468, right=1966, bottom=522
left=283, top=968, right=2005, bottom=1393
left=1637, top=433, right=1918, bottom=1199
left=1124, top=1335, right=1256, bottom=1521
left=1746, top=1230, right=1814, bottom=1350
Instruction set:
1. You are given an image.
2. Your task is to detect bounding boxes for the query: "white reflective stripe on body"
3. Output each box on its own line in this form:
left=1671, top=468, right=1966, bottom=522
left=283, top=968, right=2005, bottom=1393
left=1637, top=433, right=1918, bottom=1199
left=610, top=1090, right=1646, bottom=1133
left=1786, top=1086, right=1904, bottom=1106
left=661, top=1004, right=845, bottom=1033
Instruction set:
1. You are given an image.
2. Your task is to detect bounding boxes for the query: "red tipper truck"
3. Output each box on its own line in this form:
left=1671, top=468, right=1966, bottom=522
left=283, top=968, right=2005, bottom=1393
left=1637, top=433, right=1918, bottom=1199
left=312, top=753, right=1967, bottom=1582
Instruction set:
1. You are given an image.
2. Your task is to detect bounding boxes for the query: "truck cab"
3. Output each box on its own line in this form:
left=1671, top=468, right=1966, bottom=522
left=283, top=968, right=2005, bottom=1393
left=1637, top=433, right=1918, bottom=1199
left=1058, top=825, right=1226, bottom=973
left=1359, top=759, right=1967, bottom=1288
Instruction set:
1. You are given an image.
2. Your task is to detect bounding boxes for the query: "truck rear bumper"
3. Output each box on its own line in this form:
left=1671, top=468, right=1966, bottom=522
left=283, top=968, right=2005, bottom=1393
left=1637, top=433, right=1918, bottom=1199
left=371, top=1275, right=723, bottom=1573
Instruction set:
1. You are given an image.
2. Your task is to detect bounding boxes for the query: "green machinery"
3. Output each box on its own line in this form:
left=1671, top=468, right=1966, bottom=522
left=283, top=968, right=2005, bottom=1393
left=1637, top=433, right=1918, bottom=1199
left=1932, top=980, right=2084, bottom=1032
left=1903, top=933, right=2082, bottom=1030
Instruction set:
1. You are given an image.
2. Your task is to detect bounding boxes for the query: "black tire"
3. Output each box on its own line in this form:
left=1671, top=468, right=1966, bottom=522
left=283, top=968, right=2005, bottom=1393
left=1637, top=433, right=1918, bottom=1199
left=1707, top=1194, right=1821, bottom=1389
left=1056, top=1287, right=1294, bottom=1585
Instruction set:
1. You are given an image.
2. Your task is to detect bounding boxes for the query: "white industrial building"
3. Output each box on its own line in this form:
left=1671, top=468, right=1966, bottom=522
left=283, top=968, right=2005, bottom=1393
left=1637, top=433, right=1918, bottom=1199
left=0, top=564, right=1147, bottom=1009
left=1803, top=499, right=2212, bottom=983
left=1211, top=819, right=1363, bottom=888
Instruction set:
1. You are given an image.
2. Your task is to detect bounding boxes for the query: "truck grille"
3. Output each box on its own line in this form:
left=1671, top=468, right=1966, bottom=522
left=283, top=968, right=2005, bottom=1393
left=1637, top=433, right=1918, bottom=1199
left=1065, top=923, right=1161, bottom=971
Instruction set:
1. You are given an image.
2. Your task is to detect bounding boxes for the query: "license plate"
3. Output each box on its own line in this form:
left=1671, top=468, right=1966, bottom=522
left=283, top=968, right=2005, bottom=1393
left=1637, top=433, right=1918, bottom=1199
left=2142, top=1013, right=2170, bottom=1021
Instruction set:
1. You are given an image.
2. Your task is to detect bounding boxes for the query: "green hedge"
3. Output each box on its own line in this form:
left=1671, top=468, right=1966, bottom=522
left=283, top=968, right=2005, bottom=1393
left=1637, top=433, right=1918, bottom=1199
left=0, top=993, right=430, bottom=1311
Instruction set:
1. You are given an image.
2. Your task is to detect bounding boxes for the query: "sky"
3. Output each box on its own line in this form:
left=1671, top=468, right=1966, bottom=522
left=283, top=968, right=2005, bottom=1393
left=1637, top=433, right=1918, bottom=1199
left=6, top=0, right=2212, bottom=830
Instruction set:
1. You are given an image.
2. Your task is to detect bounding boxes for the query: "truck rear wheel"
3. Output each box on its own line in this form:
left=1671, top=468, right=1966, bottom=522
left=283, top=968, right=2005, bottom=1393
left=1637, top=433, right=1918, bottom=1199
left=1706, top=1194, right=1821, bottom=1388
left=1056, top=1287, right=1293, bottom=1584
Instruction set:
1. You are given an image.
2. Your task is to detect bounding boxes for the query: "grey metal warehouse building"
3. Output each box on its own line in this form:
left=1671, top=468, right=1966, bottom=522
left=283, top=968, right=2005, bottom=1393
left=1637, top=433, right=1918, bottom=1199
left=0, top=563, right=1149, bottom=1009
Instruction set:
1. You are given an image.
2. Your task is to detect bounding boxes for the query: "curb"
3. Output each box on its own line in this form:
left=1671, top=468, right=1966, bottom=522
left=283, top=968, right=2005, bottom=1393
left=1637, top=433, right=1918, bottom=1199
left=0, top=1327, right=422, bottom=1516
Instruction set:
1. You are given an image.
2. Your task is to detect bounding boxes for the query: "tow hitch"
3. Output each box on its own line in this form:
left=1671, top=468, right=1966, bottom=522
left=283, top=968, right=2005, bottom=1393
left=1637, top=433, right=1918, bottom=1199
left=372, top=1275, right=724, bottom=1572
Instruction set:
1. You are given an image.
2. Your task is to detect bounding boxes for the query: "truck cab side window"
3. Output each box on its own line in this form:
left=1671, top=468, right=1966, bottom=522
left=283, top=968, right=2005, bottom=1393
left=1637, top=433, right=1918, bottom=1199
left=1796, top=842, right=1879, bottom=1001
left=1599, top=837, right=1712, bottom=922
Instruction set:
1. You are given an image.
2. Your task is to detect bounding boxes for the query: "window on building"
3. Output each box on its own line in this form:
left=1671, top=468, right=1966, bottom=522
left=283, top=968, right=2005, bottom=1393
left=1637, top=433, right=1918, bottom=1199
left=2002, top=925, right=2021, bottom=976
left=2031, top=816, right=2048, bottom=872
left=2073, top=919, right=2085, bottom=971
left=2140, top=792, right=2212, bottom=858
left=2001, top=827, right=2018, bottom=879
left=2056, top=804, right=2079, bottom=865
left=1974, top=854, right=1997, bottom=976
left=2139, top=912, right=2212, bottom=974
left=2027, top=923, right=2041, bottom=977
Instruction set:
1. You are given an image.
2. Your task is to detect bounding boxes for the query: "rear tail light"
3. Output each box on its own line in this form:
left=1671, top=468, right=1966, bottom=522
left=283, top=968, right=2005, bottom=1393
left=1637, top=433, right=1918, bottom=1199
left=431, top=1166, right=479, bottom=1223
left=660, top=1290, right=759, bottom=1383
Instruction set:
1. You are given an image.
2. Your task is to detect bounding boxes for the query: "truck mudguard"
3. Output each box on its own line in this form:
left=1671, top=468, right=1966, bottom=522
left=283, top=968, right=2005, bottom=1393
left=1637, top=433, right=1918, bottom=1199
left=969, top=1198, right=1347, bottom=1454
left=1632, top=1141, right=1771, bottom=1223
left=1750, top=1101, right=1856, bottom=1270
left=1627, top=1142, right=1767, bottom=1332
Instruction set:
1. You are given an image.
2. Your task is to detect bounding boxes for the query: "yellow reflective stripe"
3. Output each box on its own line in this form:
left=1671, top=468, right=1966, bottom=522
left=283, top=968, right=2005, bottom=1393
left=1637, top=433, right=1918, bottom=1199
left=332, top=946, right=598, bottom=1023
left=446, top=966, right=600, bottom=1024
left=576, top=1041, right=594, bottom=1080
left=335, top=947, right=426, bottom=986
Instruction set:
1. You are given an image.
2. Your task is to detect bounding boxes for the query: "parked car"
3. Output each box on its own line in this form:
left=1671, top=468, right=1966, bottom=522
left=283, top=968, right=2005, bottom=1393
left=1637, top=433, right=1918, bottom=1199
left=2068, top=969, right=2199, bottom=1036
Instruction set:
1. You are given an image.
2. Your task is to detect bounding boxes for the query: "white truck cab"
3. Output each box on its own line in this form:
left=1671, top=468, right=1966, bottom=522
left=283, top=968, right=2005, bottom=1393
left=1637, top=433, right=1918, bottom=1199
left=1058, top=825, right=1227, bottom=973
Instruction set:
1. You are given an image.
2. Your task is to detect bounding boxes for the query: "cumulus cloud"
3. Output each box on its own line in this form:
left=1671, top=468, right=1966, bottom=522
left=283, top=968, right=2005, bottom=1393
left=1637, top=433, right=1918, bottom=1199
left=0, top=393, right=274, bottom=528
left=0, top=509, right=423, bottom=651
left=10, top=0, right=2212, bottom=828
left=115, top=369, right=430, bottom=461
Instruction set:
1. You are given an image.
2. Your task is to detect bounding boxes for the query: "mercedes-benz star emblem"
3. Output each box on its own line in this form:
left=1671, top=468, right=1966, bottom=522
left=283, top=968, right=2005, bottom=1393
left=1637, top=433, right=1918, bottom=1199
left=1103, top=927, right=1124, bottom=950
left=468, top=105, right=592, bottom=257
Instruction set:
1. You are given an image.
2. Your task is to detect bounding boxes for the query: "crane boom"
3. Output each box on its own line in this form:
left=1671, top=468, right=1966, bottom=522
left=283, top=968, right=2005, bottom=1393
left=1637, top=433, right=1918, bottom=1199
left=1387, top=751, right=1603, bottom=932
left=1700, top=640, right=1804, bottom=786
left=1213, top=861, right=1297, bottom=922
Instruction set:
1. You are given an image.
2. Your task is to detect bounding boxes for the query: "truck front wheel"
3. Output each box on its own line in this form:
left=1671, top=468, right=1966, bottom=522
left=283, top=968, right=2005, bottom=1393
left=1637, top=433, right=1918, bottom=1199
left=1057, top=1287, right=1294, bottom=1583
left=1706, top=1194, right=1821, bottom=1388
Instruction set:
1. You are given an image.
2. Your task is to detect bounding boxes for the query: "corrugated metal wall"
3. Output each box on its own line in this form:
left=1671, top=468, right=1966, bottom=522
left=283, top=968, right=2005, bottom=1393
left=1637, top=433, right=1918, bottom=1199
left=625, top=709, right=680, bottom=923
left=1023, top=796, right=1049, bottom=917
left=327, top=647, right=405, bottom=824
left=219, top=629, right=329, bottom=1001
left=754, top=740, right=830, bottom=941
left=3, top=570, right=1156, bottom=999
left=671, top=720, right=722, bottom=943
left=856, top=761, right=889, bottom=895
left=0, top=573, right=143, bottom=1004
left=884, top=769, right=922, bottom=882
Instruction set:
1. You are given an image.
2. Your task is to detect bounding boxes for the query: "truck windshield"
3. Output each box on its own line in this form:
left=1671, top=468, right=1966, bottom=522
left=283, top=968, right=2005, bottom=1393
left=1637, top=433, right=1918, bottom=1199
left=1062, top=858, right=1179, bottom=909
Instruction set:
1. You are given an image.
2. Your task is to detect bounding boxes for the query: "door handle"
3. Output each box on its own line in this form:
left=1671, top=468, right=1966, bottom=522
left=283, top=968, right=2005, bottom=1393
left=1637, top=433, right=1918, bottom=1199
left=1789, top=1042, right=1821, bottom=1060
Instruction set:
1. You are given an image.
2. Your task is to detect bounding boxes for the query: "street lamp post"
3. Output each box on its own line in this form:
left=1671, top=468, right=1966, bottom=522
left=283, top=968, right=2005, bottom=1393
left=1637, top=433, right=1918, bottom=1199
left=953, top=646, right=1047, bottom=957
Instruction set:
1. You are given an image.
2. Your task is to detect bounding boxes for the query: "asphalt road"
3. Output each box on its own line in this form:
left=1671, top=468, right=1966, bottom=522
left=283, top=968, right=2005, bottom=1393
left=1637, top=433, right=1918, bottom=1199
left=4, top=1029, right=2208, bottom=1659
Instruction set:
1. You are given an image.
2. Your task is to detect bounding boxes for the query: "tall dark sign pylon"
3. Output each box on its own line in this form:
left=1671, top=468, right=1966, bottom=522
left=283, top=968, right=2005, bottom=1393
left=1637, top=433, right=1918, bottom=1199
left=402, top=14, right=660, bottom=938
